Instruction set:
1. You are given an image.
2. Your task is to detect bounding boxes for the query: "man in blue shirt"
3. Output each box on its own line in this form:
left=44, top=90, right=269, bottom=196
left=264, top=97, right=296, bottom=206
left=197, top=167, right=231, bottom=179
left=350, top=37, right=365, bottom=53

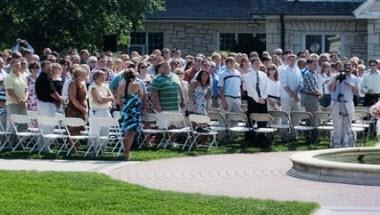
left=218, top=57, right=241, bottom=112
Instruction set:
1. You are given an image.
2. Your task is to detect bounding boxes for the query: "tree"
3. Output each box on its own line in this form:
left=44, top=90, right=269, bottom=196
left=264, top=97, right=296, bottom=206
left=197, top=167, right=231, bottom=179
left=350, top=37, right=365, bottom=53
left=0, top=0, right=164, bottom=53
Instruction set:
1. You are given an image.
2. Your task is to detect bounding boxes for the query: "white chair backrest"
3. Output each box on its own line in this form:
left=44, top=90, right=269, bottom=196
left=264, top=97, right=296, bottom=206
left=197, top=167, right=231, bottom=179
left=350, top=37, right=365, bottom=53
left=11, top=114, right=31, bottom=124
left=290, top=112, right=314, bottom=126
left=27, top=111, right=39, bottom=119
left=62, top=117, right=86, bottom=127
left=208, top=111, right=226, bottom=126
left=37, top=116, right=59, bottom=127
left=56, top=113, right=65, bottom=121
left=189, top=114, right=211, bottom=125
left=249, top=113, right=273, bottom=122
left=353, top=111, right=369, bottom=122
left=156, top=112, right=186, bottom=128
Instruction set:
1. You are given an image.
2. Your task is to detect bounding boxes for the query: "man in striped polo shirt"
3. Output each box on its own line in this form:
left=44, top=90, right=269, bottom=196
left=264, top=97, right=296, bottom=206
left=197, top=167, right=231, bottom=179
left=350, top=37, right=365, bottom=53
left=151, top=61, right=184, bottom=112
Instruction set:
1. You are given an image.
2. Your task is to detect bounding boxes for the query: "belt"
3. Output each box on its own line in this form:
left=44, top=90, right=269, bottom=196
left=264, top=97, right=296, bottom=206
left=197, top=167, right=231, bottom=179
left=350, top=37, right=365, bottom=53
left=332, top=99, right=348, bottom=103
left=268, top=95, right=280, bottom=100
left=225, top=95, right=240, bottom=99
left=302, top=92, right=318, bottom=97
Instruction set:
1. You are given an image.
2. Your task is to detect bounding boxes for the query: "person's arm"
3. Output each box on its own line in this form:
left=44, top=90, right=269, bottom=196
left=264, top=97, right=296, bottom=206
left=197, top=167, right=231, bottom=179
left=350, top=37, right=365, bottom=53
left=188, top=81, right=198, bottom=104
left=91, top=87, right=113, bottom=105
left=328, top=76, right=338, bottom=92
left=361, top=74, right=369, bottom=94
left=68, top=83, right=86, bottom=114
left=151, top=91, right=161, bottom=112
left=117, top=81, right=126, bottom=110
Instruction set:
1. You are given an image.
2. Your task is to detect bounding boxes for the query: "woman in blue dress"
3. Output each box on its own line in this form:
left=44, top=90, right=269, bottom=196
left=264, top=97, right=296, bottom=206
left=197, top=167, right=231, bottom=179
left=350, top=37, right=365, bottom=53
left=117, top=69, right=143, bottom=159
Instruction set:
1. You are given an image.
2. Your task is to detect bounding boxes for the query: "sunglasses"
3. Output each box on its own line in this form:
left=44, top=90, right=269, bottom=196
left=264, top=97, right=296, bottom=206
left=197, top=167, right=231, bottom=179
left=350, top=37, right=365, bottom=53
left=268, top=68, right=276, bottom=70
left=140, top=66, right=147, bottom=69
left=370, top=64, right=377, bottom=67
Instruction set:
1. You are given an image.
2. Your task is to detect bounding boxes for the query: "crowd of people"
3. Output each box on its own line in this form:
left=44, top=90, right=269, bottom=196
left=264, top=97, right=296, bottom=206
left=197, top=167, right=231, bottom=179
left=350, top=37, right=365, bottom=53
left=1, top=39, right=380, bottom=157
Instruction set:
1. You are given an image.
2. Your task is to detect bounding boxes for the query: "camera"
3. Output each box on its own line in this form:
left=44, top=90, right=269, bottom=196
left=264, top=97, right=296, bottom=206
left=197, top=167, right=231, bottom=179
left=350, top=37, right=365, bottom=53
left=336, top=71, right=346, bottom=82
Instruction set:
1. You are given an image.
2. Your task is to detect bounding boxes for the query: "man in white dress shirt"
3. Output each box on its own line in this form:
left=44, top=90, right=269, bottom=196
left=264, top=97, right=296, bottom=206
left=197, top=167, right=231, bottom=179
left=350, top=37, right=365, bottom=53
left=279, top=54, right=303, bottom=113
left=245, top=57, right=268, bottom=129
left=362, top=60, right=380, bottom=106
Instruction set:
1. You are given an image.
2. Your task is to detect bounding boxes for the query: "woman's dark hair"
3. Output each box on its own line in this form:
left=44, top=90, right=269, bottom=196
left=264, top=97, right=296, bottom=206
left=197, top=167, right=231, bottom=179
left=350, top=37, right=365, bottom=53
left=123, top=69, right=136, bottom=95
left=184, top=60, right=194, bottom=71
left=267, top=64, right=279, bottom=81
left=28, top=61, right=40, bottom=70
left=195, top=70, right=210, bottom=87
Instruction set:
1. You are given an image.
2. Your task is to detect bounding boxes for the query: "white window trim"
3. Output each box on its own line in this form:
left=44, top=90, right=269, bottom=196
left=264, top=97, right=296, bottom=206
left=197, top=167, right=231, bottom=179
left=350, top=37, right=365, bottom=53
left=130, top=32, right=164, bottom=54
left=302, top=32, right=345, bottom=55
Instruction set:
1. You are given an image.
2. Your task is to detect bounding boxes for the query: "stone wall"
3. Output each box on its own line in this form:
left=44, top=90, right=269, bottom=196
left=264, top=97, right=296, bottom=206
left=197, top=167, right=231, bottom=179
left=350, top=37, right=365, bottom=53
left=266, top=18, right=368, bottom=59
left=142, top=21, right=266, bottom=55
left=367, top=19, right=380, bottom=60
left=143, top=18, right=370, bottom=60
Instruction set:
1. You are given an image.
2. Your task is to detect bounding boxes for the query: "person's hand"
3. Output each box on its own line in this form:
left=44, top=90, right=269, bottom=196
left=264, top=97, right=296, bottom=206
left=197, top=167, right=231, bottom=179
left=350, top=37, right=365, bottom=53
left=258, top=98, right=266, bottom=104
left=19, top=100, right=27, bottom=110
left=222, top=100, right=228, bottom=110
left=294, top=94, right=300, bottom=102
left=155, top=105, right=162, bottom=113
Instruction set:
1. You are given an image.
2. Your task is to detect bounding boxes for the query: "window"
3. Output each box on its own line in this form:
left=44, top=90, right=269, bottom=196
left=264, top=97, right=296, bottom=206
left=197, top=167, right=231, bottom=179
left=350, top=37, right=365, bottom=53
left=220, top=33, right=236, bottom=51
left=304, top=34, right=341, bottom=54
left=130, top=32, right=164, bottom=54
left=219, top=33, right=266, bottom=54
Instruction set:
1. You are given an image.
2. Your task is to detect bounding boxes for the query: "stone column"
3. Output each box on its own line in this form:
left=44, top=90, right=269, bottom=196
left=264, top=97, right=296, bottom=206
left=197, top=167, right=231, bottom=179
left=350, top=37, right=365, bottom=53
left=266, top=17, right=281, bottom=52
left=367, top=19, right=380, bottom=61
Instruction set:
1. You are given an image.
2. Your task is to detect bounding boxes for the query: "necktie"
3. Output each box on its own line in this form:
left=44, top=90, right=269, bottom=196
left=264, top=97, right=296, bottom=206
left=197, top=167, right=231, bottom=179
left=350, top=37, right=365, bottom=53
left=256, top=71, right=261, bottom=98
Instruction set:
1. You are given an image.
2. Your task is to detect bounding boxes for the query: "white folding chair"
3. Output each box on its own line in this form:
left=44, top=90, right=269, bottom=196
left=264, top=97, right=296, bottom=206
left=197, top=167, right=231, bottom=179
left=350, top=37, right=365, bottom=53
left=155, top=112, right=192, bottom=149
left=313, top=111, right=333, bottom=141
left=225, top=112, right=251, bottom=143
left=0, top=111, right=12, bottom=152
left=268, top=110, right=294, bottom=139
left=37, top=116, right=67, bottom=154
left=187, top=114, right=218, bottom=151
left=86, top=117, right=121, bottom=157
left=61, top=117, right=91, bottom=156
left=10, top=114, right=39, bottom=152
left=207, top=111, right=227, bottom=139
left=141, top=113, right=166, bottom=149
left=249, top=113, right=277, bottom=146
left=290, top=112, right=316, bottom=143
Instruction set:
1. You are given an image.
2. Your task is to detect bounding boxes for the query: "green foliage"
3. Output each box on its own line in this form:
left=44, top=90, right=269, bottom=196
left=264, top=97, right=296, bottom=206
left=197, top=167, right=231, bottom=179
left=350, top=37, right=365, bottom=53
left=0, top=0, right=164, bottom=52
left=0, top=171, right=318, bottom=215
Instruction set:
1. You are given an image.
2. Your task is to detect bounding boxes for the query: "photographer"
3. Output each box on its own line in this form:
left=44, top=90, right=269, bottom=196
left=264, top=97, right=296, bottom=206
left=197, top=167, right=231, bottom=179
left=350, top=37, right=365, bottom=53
left=328, top=63, right=358, bottom=148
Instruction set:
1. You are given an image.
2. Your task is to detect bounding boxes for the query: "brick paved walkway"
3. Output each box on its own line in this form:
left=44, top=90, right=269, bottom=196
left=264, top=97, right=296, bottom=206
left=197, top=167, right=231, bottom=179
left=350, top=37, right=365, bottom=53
left=109, top=152, right=380, bottom=208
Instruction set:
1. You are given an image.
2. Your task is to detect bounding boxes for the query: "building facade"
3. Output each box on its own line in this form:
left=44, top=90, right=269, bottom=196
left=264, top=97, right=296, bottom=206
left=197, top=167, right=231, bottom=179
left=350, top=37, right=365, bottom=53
left=131, top=0, right=380, bottom=61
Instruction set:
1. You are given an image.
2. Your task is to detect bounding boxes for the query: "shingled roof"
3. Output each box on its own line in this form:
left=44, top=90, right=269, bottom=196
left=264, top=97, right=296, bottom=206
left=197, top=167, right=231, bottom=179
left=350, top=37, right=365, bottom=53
left=146, top=0, right=364, bottom=20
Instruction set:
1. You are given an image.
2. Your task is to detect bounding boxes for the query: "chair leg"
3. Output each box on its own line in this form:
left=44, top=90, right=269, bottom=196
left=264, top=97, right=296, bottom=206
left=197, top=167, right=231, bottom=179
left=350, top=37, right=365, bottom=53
left=188, top=135, right=199, bottom=151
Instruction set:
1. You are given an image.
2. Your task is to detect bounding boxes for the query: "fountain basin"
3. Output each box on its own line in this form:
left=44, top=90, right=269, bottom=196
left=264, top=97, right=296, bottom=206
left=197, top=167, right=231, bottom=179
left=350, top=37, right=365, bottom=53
left=288, top=147, right=380, bottom=186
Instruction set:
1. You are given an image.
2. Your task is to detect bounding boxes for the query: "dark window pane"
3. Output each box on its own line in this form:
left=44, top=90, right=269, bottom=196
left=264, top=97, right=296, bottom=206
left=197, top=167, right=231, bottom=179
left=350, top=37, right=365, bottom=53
left=305, top=35, right=322, bottom=54
left=130, top=32, right=146, bottom=45
left=148, top=33, right=163, bottom=54
left=220, top=33, right=236, bottom=51
left=237, top=33, right=266, bottom=55
left=325, top=34, right=341, bottom=54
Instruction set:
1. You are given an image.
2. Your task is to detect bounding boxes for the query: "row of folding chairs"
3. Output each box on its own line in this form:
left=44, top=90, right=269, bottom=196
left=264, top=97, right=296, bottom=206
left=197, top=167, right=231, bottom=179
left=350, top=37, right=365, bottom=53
left=207, top=110, right=375, bottom=146
left=141, top=111, right=278, bottom=150
left=0, top=111, right=124, bottom=157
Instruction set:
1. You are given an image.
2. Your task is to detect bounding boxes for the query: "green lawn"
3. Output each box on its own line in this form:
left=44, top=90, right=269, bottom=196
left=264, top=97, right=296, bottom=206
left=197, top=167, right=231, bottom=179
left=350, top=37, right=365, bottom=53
left=0, top=171, right=318, bottom=215
left=0, top=135, right=377, bottom=161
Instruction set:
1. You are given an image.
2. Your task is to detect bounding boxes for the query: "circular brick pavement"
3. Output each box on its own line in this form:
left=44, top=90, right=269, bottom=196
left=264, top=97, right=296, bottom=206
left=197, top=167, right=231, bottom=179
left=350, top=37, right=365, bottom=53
left=109, top=152, right=380, bottom=207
